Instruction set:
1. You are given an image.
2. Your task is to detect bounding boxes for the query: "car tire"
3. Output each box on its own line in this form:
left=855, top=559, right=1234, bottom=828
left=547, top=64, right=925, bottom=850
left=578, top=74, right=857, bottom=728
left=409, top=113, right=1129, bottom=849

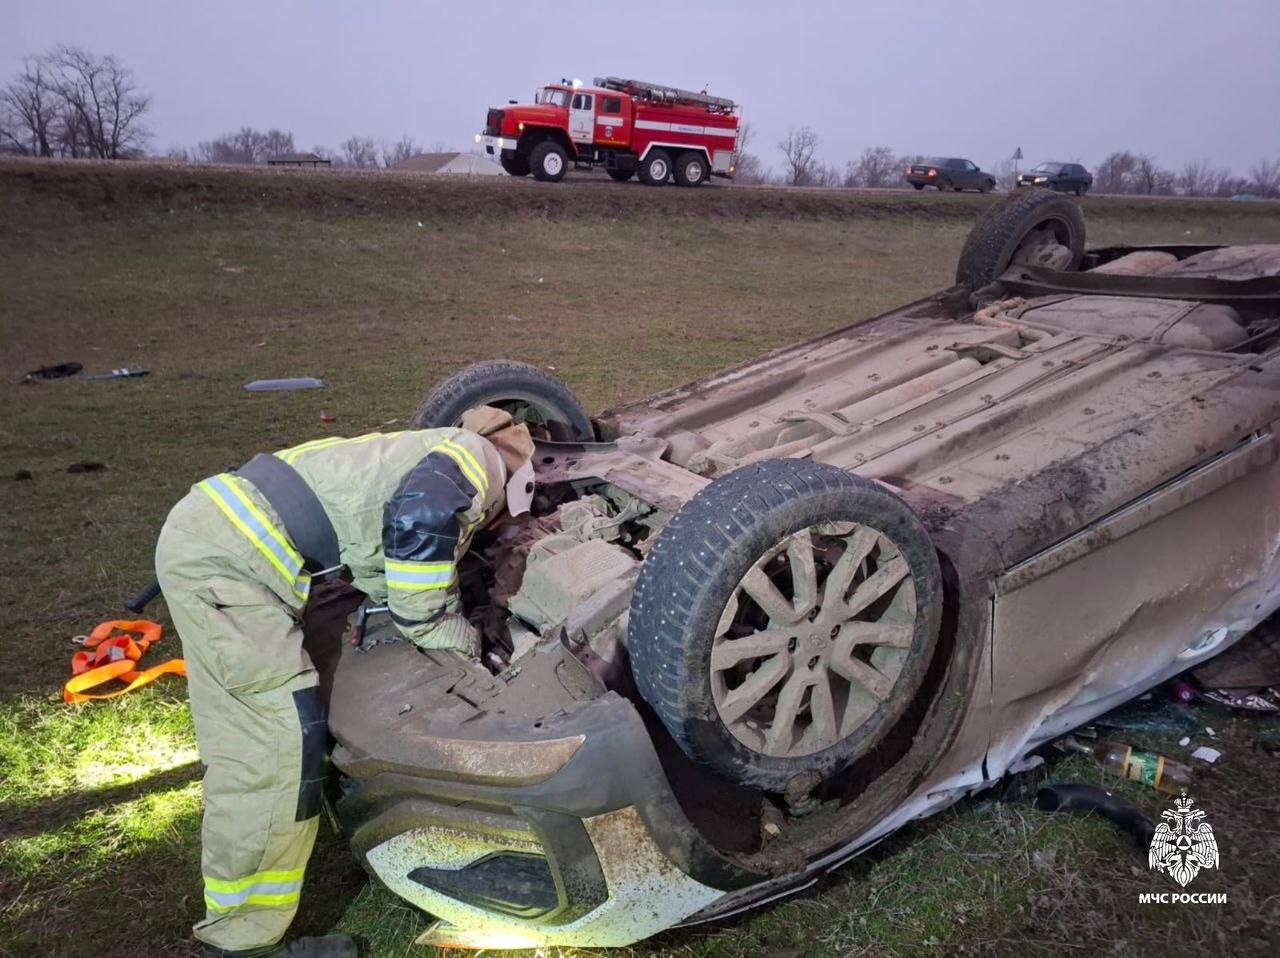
left=673, top=151, right=709, bottom=187
left=912, top=183, right=924, bottom=191
left=980, top=178, right=994, bottom=194
left=629, top=459, right=943, bottom=793
left=638, top=149, right=672, bottom=186
left=410, top=359, right=594, bottom=441
left=529, top=141, right=568, bottom=182
left=955, top=187, right=1086, bottom=289
left=606, top=168, right=633, bottom=182
left=1075, top=186, right=1084, bottom=197
left=499, top=152, right=530, bottom=177
left=937, top=179, right=950, bottom=191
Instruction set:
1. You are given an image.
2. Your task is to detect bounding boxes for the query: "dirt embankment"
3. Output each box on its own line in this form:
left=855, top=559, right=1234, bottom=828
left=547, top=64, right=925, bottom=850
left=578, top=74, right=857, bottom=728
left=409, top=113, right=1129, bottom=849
left=11, top=156, right=1267, bottom=225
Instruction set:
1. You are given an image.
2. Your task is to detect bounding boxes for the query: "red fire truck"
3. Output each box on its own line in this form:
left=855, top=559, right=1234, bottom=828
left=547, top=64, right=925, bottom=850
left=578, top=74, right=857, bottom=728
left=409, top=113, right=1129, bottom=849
left=477, top=76, right=740, bottom=186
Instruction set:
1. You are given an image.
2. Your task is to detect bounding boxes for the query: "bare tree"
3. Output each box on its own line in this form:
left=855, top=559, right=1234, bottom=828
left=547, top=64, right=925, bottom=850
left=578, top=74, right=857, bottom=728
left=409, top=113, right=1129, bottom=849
left=260, top=128, right=294, bottom=159
left=1094, top=151, right=1137, bottom=194
left=1178, top=159, right=1229, bottom=197
left=1, top=57, right=58, bottom=156
left=845, top=145, right=896, bottom=188
left=196, top=127, right=293, bottom=164
left=729, top=121, right=764, bottom=183
left=46, top=46, right=150, bottom=158
left=1248, top=157, right=1280, bottom=198
left=339, top=135, right=379, bottom=168
left=777, top=126, right=819, bottom=186
left=381, top=134, right=417, bottom=168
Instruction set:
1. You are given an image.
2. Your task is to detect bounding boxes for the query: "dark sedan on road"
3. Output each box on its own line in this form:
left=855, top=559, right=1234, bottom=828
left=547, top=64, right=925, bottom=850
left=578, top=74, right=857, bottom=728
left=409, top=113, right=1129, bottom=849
left=1017, top=162, right=1092, bottom=195
left=904, top=157, right=996, bottom=192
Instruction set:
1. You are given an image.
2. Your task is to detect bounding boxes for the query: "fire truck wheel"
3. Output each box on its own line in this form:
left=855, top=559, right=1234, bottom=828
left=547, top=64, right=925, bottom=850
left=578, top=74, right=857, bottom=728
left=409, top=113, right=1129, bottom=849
left=638, top=149, right=672, bottom=186
left=530, top=142, right=568, bottom=182
left=606, top=168, right=634, bottom=182
left=673, top=151, right=709, bottom=187
left=500, top=152, right=530, bottom=177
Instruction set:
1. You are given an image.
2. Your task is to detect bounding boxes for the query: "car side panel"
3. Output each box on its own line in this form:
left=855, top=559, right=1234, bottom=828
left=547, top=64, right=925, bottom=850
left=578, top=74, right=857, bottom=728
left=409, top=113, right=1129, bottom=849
left=986, top=428, right=1280, bottom=768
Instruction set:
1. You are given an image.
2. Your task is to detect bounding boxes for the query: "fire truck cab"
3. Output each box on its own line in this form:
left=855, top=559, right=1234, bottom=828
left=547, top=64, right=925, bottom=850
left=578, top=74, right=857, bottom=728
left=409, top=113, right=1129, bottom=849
left=477, top=76, right=740, bottom=186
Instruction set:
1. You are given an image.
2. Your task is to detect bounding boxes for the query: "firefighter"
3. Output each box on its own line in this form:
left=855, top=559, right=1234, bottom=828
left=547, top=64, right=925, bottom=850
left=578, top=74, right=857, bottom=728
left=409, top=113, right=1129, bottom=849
left=155, top=407, right=536, bottom=957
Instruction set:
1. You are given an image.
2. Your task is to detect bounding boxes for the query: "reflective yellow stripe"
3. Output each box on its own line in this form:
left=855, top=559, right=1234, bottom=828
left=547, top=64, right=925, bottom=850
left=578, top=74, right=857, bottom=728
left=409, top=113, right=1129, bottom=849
left=204, top=868, right=305, bottom=894
left=197, top=477, right=310, bottom=602
left=204, top=891, right=301, bottom=913
left=436, top=439, right=489, bottom=497
left=280, top=431, right=402, bottom=465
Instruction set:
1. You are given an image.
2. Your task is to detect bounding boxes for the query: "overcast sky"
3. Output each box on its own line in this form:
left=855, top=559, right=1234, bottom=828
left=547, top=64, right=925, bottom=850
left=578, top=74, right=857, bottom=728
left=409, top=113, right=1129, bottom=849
left=5, top=0, right=1279, bottom=173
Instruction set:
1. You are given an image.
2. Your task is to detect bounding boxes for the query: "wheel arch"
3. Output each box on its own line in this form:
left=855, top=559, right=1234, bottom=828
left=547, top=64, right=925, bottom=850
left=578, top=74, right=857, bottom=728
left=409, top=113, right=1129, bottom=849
left=518, top=126, right=574, bottom=155
left=639, top=141, right=711, bottom=164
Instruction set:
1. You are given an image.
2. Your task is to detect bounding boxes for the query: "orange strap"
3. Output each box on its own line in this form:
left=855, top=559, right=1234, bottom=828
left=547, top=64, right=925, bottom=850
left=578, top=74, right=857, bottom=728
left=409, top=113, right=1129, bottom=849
left=63, top=619, right=186, bottom=704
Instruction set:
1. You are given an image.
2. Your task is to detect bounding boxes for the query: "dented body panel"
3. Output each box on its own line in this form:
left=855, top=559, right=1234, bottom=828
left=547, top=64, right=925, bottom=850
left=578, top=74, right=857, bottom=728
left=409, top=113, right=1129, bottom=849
left=331, top=242, right=1280, bottom=948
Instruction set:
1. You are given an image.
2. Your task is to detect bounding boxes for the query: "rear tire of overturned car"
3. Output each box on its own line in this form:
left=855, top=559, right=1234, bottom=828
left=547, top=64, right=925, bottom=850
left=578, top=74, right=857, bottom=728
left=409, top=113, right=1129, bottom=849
left=410, top=359, right=594, bottom=441
left=955, top=186, right=1086, bottom=289
left=629, top=459, right=942, bottom=793
left=530, top=141, right=568, bottom=182
left=638, top=149, right=672, bottom=186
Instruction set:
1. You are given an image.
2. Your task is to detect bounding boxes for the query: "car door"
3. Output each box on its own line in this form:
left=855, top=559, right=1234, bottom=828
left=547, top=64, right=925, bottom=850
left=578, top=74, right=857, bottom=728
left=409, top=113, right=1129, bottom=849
left=568, top=93, right=594, bottom=146
left=988, top=431, right=1280, bottom=765
left=961, top=160, right=980, bottom=189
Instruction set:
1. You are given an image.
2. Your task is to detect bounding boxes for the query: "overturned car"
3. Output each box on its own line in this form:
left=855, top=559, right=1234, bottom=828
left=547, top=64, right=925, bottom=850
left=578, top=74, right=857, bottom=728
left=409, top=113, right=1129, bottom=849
left=328, top=190, right=1280, bottom=949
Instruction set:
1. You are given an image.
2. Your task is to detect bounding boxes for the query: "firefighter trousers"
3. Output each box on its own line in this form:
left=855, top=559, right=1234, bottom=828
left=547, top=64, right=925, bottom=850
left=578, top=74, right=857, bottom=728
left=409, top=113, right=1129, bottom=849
left=156, top=490, right=328, bottom=953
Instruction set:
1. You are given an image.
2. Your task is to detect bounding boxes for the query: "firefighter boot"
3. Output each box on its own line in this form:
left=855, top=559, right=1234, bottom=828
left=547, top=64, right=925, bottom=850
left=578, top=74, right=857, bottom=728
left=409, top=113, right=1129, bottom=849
left=204, top=935, right=359, bottom=957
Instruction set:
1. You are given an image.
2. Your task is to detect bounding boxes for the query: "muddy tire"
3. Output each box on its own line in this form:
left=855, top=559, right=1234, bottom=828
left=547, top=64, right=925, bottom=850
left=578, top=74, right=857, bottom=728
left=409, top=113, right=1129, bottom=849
left=638, top=149, right=672, bottom=186
left=530, top=141, right=568, bottom=182
left=629, top=459, right=942, bottom=792
left=606, top=168, right=633, bottom=182
left=499, top=152, right=530, bottom=177
left=410, top=360, right=594, bottom=441
left=955, top=187, right=1086, bottom=289
left=673, top=151, right=709, bottom=187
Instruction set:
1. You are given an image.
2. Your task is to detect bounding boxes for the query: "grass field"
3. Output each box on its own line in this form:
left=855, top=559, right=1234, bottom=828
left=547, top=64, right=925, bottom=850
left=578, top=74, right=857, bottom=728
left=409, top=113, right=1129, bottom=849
left=2, top=160, right=1279, bottom=957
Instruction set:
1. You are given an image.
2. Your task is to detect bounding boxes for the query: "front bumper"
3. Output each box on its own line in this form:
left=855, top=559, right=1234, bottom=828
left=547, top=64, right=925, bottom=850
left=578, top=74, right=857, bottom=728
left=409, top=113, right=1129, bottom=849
left=329, top=640, right=755, bottom=948
left=477, top=133, right=519, bottom=155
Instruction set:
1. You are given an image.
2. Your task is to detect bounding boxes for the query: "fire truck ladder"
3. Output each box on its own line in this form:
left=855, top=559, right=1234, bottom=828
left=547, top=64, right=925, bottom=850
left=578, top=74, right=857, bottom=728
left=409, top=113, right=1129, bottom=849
left=593, top=77, right=736, bottom=111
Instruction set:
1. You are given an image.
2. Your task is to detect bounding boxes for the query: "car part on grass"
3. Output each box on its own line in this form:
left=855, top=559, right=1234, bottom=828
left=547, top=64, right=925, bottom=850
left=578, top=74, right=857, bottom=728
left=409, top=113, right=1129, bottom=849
left=243, top=376, right=325, bottom=391
left=1035, top=783, right=1155, bottom=849
left=1061, top=736, right=1193, bottom=794
left=629, top=458, right=942, bottom=792
left=20, top=361, right=82, bottom=382
left=410, top=359, right=595, bottom=442
left=1197, top=686, right=1280, bottom=712
left=66, top=460, right=107, bottom=473
left=87, top=366, right=149, bottom=380
left=1092, top=698, right=1199, bottom=735
left=955, top=187, right=1085, bottom=289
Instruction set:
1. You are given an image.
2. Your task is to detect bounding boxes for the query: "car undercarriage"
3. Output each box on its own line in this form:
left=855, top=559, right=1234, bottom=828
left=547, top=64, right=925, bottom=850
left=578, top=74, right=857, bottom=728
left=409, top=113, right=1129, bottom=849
left=327, top=191, right=1280, bottom=949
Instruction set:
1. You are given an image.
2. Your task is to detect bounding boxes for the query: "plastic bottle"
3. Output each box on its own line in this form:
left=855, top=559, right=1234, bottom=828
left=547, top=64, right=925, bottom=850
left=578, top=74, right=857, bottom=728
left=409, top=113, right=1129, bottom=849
left=1065, top=737, right=1193, bottom=794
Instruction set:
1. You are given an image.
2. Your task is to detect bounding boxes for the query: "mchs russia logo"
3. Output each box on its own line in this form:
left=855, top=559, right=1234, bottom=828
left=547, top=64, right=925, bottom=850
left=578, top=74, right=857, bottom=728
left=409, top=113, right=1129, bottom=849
left=1139, top=793, right=1225, bottom=905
